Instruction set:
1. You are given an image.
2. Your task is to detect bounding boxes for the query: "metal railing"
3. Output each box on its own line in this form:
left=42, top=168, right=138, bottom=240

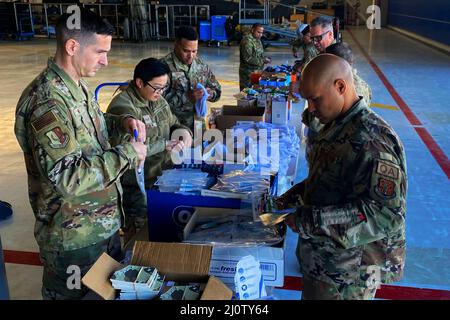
left=239, top=0, right=336, bottom=25
left=2, top=2, right=210, bottom=41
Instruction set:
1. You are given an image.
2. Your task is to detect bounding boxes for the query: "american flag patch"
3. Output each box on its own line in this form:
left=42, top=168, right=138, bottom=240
left=31, top=110, right=57, bottom=132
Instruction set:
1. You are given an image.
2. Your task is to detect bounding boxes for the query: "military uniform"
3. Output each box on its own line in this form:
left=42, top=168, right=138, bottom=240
left=14, top=59, right=139, bottom=299
left=106, top=82, right=191, bottom=230
left=239, top=34, right=265, bottom=90
left=161, top=52, right=221, bottom=132
left=353, top=68, right=372, bottom=106
left=292, top=41, right=319, bottom=67
left=292, top=98, right=407, bottom=300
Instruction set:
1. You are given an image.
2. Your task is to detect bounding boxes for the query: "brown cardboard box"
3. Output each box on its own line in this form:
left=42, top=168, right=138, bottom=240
left=237, top=98, right=257, bottom=108
left=215, top=105, right=266, bottom=131
left=82, top=241, right=233, bottom=300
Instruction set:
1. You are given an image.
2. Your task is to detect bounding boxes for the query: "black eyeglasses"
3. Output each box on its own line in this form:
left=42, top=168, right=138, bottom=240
left=311, top=30, right=331, bottom=43
left=146, top=82, right=168, bottom=94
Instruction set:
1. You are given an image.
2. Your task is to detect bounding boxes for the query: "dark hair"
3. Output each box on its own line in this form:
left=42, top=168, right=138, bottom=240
left=325, top=42, right=354, bottom=65
left=310, top=16, right=333, bottom=30
left=133, top=58, right=170, bottom=83
left=56, top=6, right=115, bottom=47
left=175, top=26, right=198, bottom=41
left=301, top=25, right=310, bottom=36
left=252, top=23, right=264, bottom=30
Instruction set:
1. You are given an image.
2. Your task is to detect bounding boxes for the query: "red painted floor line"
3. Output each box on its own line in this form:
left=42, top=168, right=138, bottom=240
left=347, top=28, right=450, bottom=180
left=3, top=249, right=42, bottom=266
left=278, top=276, right=450, bottom=300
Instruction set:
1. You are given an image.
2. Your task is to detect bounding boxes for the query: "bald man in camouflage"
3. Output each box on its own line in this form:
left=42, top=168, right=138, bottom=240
left=280, top=54, right=407, bottom=300
left=303, top=42, right=373, bottom=157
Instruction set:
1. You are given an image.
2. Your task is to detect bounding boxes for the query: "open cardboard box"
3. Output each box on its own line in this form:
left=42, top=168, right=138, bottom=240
left=82, top=241, right=233, bottom=300
left=215, top=105, right=266, bottom=131
left=183, top=207, right=286, bottom=287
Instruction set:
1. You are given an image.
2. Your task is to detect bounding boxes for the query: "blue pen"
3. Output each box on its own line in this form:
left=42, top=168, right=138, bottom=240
left=133, top=129, right=146, bottom=196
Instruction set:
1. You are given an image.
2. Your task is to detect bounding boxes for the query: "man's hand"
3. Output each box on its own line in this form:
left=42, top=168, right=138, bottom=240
left=123, top=117, right=146, bottom=142
left=178, top=129, right=193, bottom=149
left=166, top=140, right=185, bottom=153
left=130, top=141, right=147, bottom=163
left=285, top=213, right=299, bottom=233
left=206, top=88, right=214, bottom=101
left=187, top=88, right=205, bottom=103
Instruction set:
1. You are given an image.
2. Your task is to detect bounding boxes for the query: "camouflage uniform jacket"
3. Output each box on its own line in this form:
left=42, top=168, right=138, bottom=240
left=239, top=34, right=265, bottom=88
left=353, top=68, right=372, bottom=106
left=161, top=52, right=221, bottom=132
left=292, top=40, right=319, bottom=65
left=296, top=98, right=407, bottom=286
left=14, top=58, right=139, bottom=252
left=107, top=82, right=191, bottom=187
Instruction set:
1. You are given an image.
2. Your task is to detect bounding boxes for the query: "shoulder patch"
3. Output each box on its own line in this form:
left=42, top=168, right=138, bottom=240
left=376, top=160, right=399, bottom=179
left=31, top=110, right=57, bottom=132
left=374, top=178, right=396, bottom=199
left=45, top=127, right=69, bottom=149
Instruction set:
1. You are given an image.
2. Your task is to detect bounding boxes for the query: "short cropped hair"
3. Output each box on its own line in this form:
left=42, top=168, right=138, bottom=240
left=325, top=42, right=354, bottom=65
left=133, top=58, right=170, bottom=83
left=56, top=6, right=115, bottom=47
left=252, top=23, right=264, bottom=29
left=175, top=26, right=198, bottom=41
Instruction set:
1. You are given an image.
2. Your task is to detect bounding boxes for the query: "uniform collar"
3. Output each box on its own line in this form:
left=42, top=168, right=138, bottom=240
left=128, top=81, right=148, bottom=106
left=47, top=58, right=86, bottom=102
left=172, top=51, right=197, bottom=74
left=317, top=97, right=367, bottom=141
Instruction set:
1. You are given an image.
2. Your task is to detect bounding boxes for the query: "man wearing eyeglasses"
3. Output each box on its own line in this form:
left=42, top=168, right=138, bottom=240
left=239, top=23, right=272, bottom=90
left=304, top=16, right=337, bottom=65
left=161, top=26, right=222, bottom=133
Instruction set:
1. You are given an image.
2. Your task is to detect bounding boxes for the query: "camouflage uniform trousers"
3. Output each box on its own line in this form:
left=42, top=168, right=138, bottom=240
left=121, top=183, right=150, bottom=231
left=40, top=232, right=122, bottom=300
left=302, top=275, right=378, bottom=300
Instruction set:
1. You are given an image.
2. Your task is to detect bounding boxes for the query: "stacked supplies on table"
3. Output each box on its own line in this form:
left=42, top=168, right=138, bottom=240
left=154, top=168, right=210, bottom=194
left=184, top=209, right=284, bottom=247
left=159, top=282, right=205, bottom=300
left=230, top=122, right=300, bottom=176
left=110, top=265, right=165, bottom=300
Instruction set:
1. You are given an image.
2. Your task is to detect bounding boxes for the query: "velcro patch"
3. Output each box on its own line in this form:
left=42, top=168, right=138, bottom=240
left=375, top=178, right=396, bottom=199
left=45, top=127, right=69, bottom=149
left=31, top=110, right=57, bottom=132
left=376, top=161, right=399, bottom=180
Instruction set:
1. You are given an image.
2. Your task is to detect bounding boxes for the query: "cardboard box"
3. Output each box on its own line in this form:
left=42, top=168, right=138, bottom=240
left=183, top=207, right=286, bottom=287
left=82, top=241, right=233, bottom=300
left=237, top=98, right=257, bottom=108
left=215, top=105, right=266, bottom=131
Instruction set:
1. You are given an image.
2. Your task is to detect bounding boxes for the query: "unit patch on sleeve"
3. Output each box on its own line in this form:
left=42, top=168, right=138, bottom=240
left=375, top=177, right=396, bottom=199
left=45, top=127, right=69, bottom=149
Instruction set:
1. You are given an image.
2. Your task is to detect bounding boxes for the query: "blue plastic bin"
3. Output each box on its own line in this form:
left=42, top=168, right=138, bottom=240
left=199, top=21, right=211, bottom=41
left=211, top=15, right=227, bottom=41
left=146, top=190, right=241, bottom=242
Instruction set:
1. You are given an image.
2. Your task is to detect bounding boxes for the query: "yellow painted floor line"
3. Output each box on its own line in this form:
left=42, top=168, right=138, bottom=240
left=370, top=102, right=399, bottom=110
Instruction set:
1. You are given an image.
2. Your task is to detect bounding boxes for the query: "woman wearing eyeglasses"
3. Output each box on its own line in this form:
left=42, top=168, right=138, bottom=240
left=106, top=58, right=192, bottom=243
